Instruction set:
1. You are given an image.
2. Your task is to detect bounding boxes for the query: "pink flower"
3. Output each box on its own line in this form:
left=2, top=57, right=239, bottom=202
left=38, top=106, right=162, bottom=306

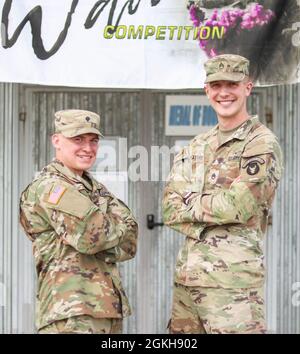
left=188, top=2, right=276, bottom=57
left=189, top=5, right=200, bottom=27
left=211, top=9, right=218, bottom=21
left=243, top=13, right=251, bottom=21
left=210, top=48, right=218, bottom=57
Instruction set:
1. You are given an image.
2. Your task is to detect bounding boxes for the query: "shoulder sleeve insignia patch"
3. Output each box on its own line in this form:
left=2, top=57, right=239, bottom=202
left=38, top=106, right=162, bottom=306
left=242, top=157, right=266, bottom=176
left=47, top=185, right=67, bottom=205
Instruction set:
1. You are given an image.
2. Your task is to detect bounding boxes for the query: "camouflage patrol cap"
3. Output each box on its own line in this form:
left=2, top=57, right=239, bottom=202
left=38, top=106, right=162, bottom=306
left=204, top=54, right=249, bottom=83
left=54, top=109, right=103, bottom=137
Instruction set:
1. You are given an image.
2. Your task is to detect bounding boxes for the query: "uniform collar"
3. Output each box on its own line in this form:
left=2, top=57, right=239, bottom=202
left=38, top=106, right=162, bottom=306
left=230, top=115, right=259, bottom=141
left=215, top=115, right=259, bottom=146
left=46, top=159, right=95, bottom=191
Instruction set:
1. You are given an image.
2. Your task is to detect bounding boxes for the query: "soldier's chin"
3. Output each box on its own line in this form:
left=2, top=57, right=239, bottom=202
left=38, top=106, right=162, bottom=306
left=77, top=160, right=95, bottom=170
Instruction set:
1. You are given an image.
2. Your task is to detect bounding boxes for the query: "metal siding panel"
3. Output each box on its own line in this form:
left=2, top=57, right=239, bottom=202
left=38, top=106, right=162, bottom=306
left=152, top=91, right=190, bottom=334
left=0, top=83, right=22, bottom=333
left=267, top=83, right=300, bottom=334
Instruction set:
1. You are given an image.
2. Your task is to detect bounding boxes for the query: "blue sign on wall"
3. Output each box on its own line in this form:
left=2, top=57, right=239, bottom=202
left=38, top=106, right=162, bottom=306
left=165, top=95, right=217, bottom=136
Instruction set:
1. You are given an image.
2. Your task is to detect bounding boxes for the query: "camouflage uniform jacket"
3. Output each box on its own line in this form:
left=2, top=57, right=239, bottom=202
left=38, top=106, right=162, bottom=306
left=162, top=116, right=283, bottom=289
left=20, top=160, right=138, bottom=330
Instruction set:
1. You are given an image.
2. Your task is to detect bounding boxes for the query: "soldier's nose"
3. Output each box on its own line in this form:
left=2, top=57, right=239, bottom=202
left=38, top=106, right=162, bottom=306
left=218, top=87, right=230, bottom=95
left=82, top=142, right=93, bottom=151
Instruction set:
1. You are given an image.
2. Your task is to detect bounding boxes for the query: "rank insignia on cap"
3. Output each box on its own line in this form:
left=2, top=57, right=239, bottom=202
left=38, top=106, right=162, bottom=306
left=48, top=185, right=67, bottom=205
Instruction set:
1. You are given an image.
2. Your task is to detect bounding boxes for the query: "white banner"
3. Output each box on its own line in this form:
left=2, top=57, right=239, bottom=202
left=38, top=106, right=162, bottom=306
left=0, top=0, right=207, bottom=88
left=0, top=0, right=299, bottom=88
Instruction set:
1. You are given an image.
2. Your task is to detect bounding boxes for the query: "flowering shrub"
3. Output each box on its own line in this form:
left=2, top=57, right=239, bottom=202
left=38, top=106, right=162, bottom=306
left=187, top=0, right=300, bottom=84
left=188, top=2, right=275, bottom=58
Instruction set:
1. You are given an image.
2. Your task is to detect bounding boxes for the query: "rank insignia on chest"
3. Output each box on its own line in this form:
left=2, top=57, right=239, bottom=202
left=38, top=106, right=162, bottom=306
left=47, top=185, right=67, bottom=204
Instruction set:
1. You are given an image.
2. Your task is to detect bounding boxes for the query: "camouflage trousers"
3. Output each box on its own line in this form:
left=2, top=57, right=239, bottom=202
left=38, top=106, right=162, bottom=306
left=169, top=283, right=266, bottom=334
left=38, top=315, right=123, bottom=334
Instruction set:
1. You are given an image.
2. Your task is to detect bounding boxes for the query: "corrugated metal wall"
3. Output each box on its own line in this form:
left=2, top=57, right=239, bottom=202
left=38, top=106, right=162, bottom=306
left=0, top=83, right=34, bottom=334
left=265, top=84, right=300, bottom=334
left=0, top=84, right=299, bottom=333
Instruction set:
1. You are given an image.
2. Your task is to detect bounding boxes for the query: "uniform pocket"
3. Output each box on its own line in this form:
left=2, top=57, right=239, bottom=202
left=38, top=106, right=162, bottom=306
left=214, top=149, right=242, bottom=188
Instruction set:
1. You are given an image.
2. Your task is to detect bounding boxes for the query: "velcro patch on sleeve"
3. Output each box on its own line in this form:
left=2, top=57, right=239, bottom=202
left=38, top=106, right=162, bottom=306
left=53, top=188, right=96, bottom=219
left=242, top=156, right=265, bottom=176
left=47, top=185, right=67, bottom=205
left=240, top=155, right=267, bottom=181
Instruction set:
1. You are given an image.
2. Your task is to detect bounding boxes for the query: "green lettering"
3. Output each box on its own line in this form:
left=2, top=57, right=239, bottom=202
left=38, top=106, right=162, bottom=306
left=103, top=25, right=114, bottom=39
left=168, top=26, right=177, bottom=40
left=115, top=25, right=127, bottom=39
left=156, top=26, right=166, bottom=40
left=145, top=26, right=155, bottom=39
left=199, top=26, right=211, bottom=40
left=212, top=26, right=224, bottom=39
left=184, top=26, right=193, bottom=40
left=128, top=25, right=144, bottom=39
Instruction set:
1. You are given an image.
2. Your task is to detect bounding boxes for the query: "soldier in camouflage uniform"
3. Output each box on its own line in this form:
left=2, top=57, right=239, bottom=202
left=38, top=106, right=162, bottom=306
left=162, top=54, right=283, bottom=334
left=19, top=110, right=138, bottom=334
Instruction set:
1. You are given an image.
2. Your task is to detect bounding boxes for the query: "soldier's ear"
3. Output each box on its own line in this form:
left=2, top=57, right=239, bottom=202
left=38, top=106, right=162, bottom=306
left=51, top=134, right=61, bottom=149
left=204, top=84, right=210, bottom=98
left=244, top=80, right=253, bottom=96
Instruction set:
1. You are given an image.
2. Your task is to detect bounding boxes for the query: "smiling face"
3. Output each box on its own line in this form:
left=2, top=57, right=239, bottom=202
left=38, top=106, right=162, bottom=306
left=52, top=133, right=99, bottom=176
left=205, top=79, right=253, bottom=125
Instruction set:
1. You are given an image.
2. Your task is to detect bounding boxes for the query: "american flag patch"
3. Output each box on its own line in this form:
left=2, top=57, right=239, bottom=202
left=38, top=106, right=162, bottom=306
left=48, top=185, right=67, bottom=205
